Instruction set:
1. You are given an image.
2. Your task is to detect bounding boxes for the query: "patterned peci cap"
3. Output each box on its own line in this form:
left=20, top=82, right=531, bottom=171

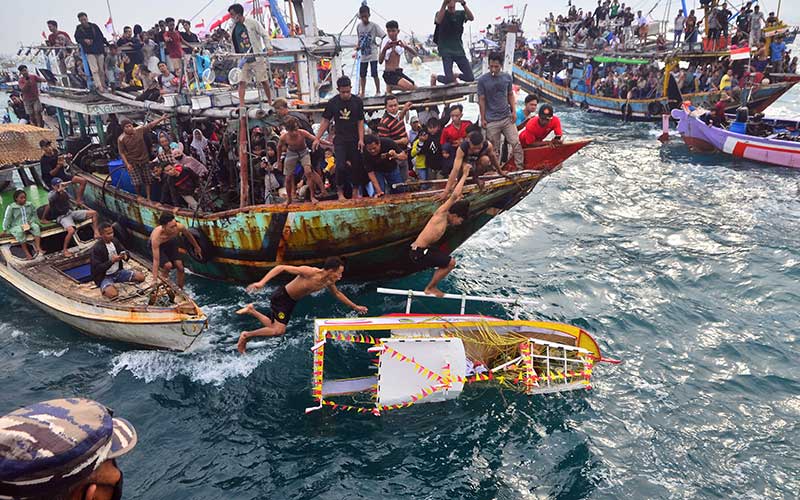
left=0, top=398, right=137, bottom=499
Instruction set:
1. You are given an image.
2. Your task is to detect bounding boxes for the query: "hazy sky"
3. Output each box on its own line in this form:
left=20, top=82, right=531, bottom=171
left=2, top=0, right=798, bottom=54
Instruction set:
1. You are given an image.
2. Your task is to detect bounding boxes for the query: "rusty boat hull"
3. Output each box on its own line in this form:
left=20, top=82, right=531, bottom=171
left=78, top=171, right=547, bottom=283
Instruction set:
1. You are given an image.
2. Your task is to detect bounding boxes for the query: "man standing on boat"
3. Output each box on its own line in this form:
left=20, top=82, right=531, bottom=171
left=17, top=65, right=45, bottom=128
left=74, top=12, right=108, bottom=92
left=149, top=212, right=203, bottom=289
left=236, top=257, right=368, bottom=353
left=431, top=0, right=475, bottom=86
left=118, top=114, right=170, bottom=200
left=410, top=170, right=469, bottom=297
left=228, top=2, right=273, bottom=106
left=478, top=53, right=523, bottom=169
left=356, top=5, right=386, bottom=97
left=313, top=76, right=366, bottom=200
left=91, top=222, right=145, bottom=299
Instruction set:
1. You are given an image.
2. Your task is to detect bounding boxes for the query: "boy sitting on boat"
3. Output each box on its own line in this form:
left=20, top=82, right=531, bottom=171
left=91, top=222, right=145, bottom=299
left=2, top=189, right=43, bottom=260
left=42, top=177, right=100, bottom=257
left=410, top=170, right=469, bottom=297
left=236, top=257, right=368, bottom=354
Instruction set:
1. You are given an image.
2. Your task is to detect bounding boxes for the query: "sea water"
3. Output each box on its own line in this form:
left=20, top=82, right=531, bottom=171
left=1, top=57, right=799, bottom=499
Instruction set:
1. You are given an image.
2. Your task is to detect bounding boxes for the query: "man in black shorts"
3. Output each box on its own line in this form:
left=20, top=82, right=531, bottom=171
left=235, top=257, right=368, bottom=354
left=410, top=171, right=469, bottom=297
left=379, top=20, right=417, bottom=93
left=149, top=212, right=203, bottom=289
left=356, top=5, right=385, bottom=96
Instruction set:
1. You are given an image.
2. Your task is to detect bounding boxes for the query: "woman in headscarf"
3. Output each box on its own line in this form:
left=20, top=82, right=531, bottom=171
left=190, top=129, right=209, bottom=165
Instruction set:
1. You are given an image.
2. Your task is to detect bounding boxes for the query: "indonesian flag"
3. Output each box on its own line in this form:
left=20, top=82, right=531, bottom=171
left=479, top=29, right=486, bottom=33
left=730, top=45, right=750, bottom=61
left=495, top=16, right=502, bottom=21
left=195, top=19, right=205, bottom=29
left=503, top=4, right=513, bottom=8
left=104, top=17, right=113, bottom=33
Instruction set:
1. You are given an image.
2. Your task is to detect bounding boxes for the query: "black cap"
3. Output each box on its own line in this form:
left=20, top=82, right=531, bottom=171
left=539, top=104, right=554, bottom=119
left=39, top=139, right=52, bottom=148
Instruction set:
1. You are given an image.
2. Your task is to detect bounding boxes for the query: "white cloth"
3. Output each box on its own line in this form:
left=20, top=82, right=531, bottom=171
left=380, top=38, right=405, bottom=59
left=106, top=241, right=121, bottom=275
left=190, top=130, right=209, bottom=165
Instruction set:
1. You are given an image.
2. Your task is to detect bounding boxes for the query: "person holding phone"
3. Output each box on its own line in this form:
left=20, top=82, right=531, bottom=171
left=91, top=221, right=145, bottom=299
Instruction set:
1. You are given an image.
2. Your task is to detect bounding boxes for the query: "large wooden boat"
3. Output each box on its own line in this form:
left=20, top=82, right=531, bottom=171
left=671, top=108, right=800, bottom=169
left=306, top=288, right=618, bottom=416
left=0, top=181, right=207, bottom=351
left=76, top=168, right=550, bottom=283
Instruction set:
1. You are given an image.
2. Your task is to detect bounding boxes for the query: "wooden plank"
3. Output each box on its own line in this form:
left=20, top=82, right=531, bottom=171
left=40, top=94, right=141, bottom=115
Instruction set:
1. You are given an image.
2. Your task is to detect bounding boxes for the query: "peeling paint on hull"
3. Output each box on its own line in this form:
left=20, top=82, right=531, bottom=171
left=80, top=172, right=546, bottom=282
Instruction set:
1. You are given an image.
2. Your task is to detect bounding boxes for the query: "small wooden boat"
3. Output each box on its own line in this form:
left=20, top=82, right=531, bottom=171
left=306, top=288, right=618, bottom=415
left=0, top=183, right=207, bottom=351
left=671, top=108, right=800, bottom=169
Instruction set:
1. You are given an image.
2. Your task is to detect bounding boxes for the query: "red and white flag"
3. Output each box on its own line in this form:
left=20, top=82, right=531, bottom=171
left=503, top=4, right=513, bottom=8
left=730, top=45, right=750, bottom=61
left=195, top=19, right=205, bottom=29
left=495, top=16, right=502, bottom=21
left=104, top=17, right=113, bottom=33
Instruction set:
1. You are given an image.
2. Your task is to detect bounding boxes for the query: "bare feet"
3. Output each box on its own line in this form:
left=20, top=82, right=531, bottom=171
left=64, top=249, right=75, bottom=258
left=237, top=332, right=250, bottom=354
left=236, top=303, right=255, bottom=316
left=424, top=287, right=445, bottom=298
left=310, top=197, right=319, bottom=204
left=430, top=74, right=437, bottom=87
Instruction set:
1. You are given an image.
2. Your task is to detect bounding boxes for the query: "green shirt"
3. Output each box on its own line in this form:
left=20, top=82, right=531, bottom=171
left=437, top=10, right=467, bottom=57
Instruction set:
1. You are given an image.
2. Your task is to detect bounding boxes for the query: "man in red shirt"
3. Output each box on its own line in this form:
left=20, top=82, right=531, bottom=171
left=17, top=65, right=45, bottom=127
left=440, top=104, right=472, bottom=175
left=519, top=104, right=563, bottom=147
left=162, top=17, right=188, bottom=74
left=46, top=20, right=73, bottom=75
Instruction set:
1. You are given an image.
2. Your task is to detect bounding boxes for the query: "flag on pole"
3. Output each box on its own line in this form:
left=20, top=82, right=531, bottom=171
left=495, top=16, right=502, bottom=21
left=730, top=45, right=750, bottom=60
left=503, top=4, right=513, bottom=8
left=104, top=17, right=113, bottom=33
left=195, top=19, right=205, bottom=29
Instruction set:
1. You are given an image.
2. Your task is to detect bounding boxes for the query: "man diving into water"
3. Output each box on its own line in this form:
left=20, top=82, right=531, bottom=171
left=410, top=170, right=469, bottom=297
left=236, top=257, right=368, bottom=354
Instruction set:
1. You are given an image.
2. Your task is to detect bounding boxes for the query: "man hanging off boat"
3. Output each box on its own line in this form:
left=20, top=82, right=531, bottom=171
left=410, top=169, right=469, bottom=297
left=236, top=257, right=368, bottom=354
left=149, top=212, right=203, bottom=289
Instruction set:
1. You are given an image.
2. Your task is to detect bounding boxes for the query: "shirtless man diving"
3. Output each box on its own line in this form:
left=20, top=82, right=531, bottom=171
left=410, top=170, right=469, bottom=297
left=236, top=257, right=368, bottom=354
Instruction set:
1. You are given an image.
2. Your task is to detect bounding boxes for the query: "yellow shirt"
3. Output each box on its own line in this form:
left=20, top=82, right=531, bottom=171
left=720, top=74, right=733, bottom=90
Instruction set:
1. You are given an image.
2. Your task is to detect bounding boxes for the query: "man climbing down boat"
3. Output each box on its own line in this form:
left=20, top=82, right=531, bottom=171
left=149, top=212, right=203, bottom=289
left=277, top=116, right=329, bottom=205
left=441, top=131, right=503, bottom=193
left=410, top=171, right=469, bottom=297
left=236, top=257, right=368, bottom=354
left=91, top=222, right=145, bottom=299
left=42, top=177, right=100, bottom=257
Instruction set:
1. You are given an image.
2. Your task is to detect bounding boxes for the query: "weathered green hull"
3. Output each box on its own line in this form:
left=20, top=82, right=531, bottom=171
left=79, top=172, right=544, bottom=282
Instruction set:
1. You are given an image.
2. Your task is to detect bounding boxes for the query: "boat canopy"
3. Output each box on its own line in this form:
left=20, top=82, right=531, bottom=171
left=593, top=55, right=649, bottom=65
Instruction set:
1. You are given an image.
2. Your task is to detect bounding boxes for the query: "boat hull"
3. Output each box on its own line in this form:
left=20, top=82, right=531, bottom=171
left=672, top=109, right=800, bottom=169
left=0, top=255, right=206, bottom=351
left=522, top=140, right=592, bottom=170
left=79, top=172, right=546, bottom=283
left=513, top=65, right=798, bottom=122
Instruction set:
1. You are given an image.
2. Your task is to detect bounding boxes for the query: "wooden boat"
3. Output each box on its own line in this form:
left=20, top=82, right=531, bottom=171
left=0, top=173, right=207, bottom=351
left=305, top=288, right=619, bottom=416
left=671, top=108, right=800, bottom=169
left=514, top=64, right=798, bottom=122
left=76, top=168, right=551, bottom=283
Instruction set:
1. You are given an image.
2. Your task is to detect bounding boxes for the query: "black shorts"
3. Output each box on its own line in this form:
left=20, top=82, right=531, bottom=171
left=360, top=61, right=378, bottom=78
left=409, top=246, right=452, bottom=269
left=383, top=68, right=415, bottom=86
left=158, top=239, right=182, bottom=267
left=269, top=285, right=297, bottom=325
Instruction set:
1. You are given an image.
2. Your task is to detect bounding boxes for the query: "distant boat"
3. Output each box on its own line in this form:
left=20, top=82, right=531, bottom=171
left=671, top=108, right=800, bottom=169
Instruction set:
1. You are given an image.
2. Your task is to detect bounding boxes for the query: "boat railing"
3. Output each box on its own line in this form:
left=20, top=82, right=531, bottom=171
left=377, top=287, right=537, bottom=319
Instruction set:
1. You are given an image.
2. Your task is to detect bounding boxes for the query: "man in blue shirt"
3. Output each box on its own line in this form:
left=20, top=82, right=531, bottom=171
left=516, top=94, right=538, bottom=128
left=770, top=37, right=787, bottom=73
left=477, top=52, right=523, bottom=168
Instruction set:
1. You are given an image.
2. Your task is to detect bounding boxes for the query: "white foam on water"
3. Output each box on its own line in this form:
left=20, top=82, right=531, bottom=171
left=38, top=348, right=68, bottom=357
left=109, top=347, right=275, bottom=386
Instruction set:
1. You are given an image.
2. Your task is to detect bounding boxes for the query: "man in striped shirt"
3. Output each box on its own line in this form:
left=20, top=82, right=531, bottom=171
left=377, top=95, right=412, bottom=180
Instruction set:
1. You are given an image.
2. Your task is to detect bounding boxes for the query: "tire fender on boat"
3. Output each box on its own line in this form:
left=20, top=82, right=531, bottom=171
left=184, top=227, right=213, bottom=263
left=648, top=101, right=666, bottom=117
left=112, top=222, right=133, bottom=248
